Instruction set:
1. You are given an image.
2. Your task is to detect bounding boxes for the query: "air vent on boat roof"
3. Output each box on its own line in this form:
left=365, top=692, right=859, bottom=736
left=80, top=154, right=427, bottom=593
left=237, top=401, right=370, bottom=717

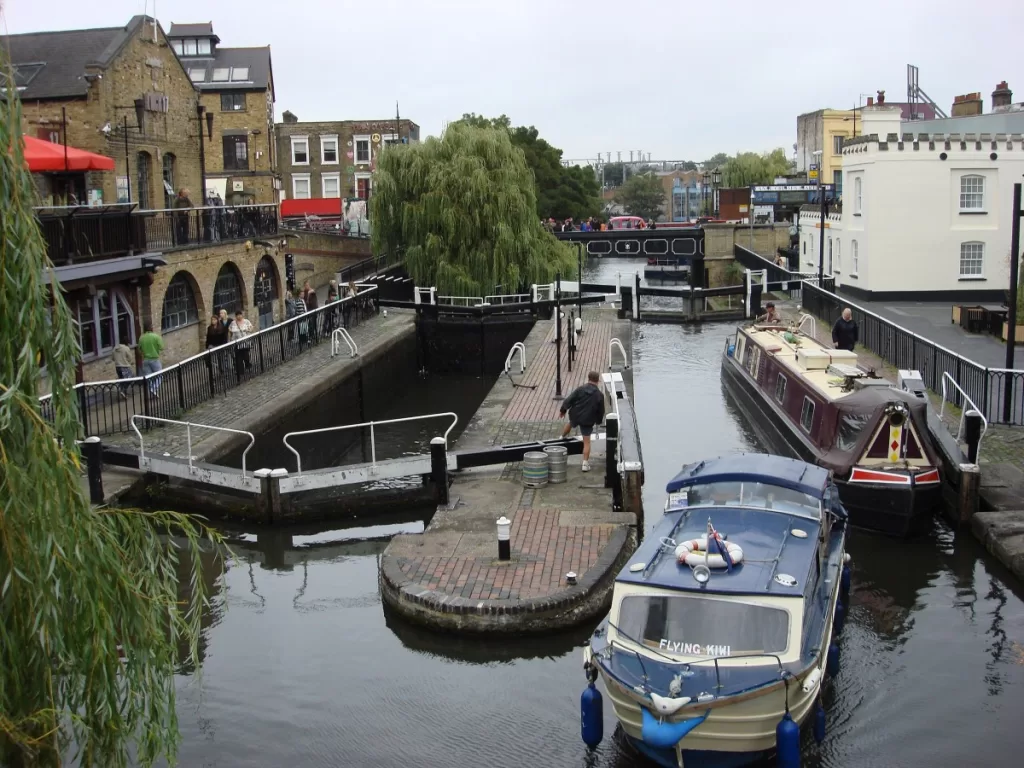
left=827, top=363, right=862, bottom=378
left=774, top=574, right=798, bottom=587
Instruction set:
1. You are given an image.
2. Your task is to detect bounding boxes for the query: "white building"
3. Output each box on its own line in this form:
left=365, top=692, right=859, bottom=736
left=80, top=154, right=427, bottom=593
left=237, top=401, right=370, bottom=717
left=799, top=105, right=1024, bottom=301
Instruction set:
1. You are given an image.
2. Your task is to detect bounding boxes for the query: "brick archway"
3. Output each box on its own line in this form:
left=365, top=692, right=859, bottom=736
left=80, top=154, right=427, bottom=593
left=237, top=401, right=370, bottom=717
left=212, top=260, right=248, bottom=315
left=159, top=269, right=206, bottom=332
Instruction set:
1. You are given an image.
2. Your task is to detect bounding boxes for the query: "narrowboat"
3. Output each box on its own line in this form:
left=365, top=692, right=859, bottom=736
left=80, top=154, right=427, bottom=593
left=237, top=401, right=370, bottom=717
left=720, top=319, right=942, bottom=536
left=644, top=257, right=691, bottom=283
left=581, top=454, right=849, bottom=768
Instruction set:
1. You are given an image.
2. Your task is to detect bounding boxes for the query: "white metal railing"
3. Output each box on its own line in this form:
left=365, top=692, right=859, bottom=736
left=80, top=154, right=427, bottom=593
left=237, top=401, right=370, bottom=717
left=532, top=283, right=555, bottom=303
left=437, top=295, right=485, bottom=307
left=130, top=415, right=256, bottom=477
left=485, top=293, right=532, bottom=305
left=413, top=287, right=437, bottom=305
left=940, top=372, right=989, bottom=452
left=609, top=338, right=630, bottom=370
left=796, top=313, right=816, bottom=339
left=331, top=327, right=358, bottom=358
left=282, top=411, right=459, bottom=474
left=504, top=342, right=527, bottom=374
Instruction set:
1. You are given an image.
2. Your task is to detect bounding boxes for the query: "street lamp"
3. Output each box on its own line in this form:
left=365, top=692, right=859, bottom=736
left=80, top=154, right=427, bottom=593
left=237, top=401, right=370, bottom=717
left=812, top=150, right=826, bottom=283
left=700, top=172, right=708, bottom=217
left=711, top=168, right=722, bottom=217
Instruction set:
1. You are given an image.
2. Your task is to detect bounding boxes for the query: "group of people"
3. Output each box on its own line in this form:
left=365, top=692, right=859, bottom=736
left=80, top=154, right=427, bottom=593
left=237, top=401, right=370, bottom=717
left=205, top=308, right=255, bottom=379
left=755, top=301, right=860, bottom=352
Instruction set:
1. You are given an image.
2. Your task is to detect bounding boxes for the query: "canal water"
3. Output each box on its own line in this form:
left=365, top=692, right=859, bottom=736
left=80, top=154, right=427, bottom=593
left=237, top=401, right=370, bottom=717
left=170, top=258, right=1024, bottom=767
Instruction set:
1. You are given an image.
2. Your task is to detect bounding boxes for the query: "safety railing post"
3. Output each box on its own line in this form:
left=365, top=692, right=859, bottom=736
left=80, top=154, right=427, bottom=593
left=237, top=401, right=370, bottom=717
left=430, top=437, right=449, bottom=506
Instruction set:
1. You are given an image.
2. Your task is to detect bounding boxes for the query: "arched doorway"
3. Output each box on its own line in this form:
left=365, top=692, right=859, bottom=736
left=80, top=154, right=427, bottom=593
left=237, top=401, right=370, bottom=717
left=162, top=152, right=176, bottom=209
left=253, top=254, right=279, bottom=329
left=161, top=271, right=202, bottom=332
left=137, top=151, right=152, bottom=209
left=213, top=262, right=245, bottom=316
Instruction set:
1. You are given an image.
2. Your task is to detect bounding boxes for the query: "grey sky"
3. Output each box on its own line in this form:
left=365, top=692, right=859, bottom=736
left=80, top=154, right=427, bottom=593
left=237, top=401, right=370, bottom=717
left=4, top=0, right=1022, bottom=164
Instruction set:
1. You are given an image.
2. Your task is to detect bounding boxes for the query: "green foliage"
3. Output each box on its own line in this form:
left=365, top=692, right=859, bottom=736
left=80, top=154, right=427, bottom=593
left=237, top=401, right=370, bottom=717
left=455, top=114, right=600, bottom=221
left=602, top=162, right=624, bottom=187
left=0, top=84, right=218, bottom=766
left=704, top=152, right=731, bottom=169
left=721, top=148, right=791, bottom=188
left=614, top=173, right=666, bottom=221
left=370, top=123, right=577, bottom=295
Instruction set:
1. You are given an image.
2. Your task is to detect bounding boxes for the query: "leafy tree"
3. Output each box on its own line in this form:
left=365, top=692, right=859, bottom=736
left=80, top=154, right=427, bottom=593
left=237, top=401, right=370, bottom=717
left=602, top=162, right=624, bottom=187
left=721, top=148, right=791, bottom=188
left=0, top=87, right=217, bottom=767
left=455, top=114, right=600, bottom=221
left=675, top=160, right=698, bottom=172
left=703, top=152, right=731, bottom=169
left=370, top=123, right=576, bottom=296
left=614, top=172, right=666, bottom=221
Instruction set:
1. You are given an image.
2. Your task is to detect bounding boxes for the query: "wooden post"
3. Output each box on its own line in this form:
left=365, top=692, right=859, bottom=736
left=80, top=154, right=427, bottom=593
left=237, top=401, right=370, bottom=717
left=81, top=436, right=104, bottom=505
left=957, top=463, right=981, bottom=526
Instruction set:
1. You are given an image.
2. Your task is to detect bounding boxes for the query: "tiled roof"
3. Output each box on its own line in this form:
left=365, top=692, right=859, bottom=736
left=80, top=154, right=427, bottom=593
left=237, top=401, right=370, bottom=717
left=184, top=47, right=273, bottom=91
left=167, top=22, right=215, bottom=38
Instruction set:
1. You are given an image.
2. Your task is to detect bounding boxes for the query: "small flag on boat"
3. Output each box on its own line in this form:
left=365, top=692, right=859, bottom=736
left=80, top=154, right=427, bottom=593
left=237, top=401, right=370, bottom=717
left=707, top=518, right=734, bottom=571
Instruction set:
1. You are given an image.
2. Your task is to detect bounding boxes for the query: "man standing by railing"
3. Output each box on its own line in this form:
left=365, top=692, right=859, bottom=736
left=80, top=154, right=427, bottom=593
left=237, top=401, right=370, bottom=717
left=173, top=188, right=193, bottom=245
left=138, top=323, right=164, bottom=398
left=832, top=307, right=859, bottom=351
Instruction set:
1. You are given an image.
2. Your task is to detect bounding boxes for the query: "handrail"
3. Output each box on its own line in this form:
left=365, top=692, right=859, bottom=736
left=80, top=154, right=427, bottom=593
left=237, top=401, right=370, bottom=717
left=331, top=327, right=358, bottom=358
left=609, top=338, right=630, bottom=370
left=532, top=283, right=554, bottom=303
left=130, top=415, right=256, bottom=477
left=436, top=295, right=484, bottom=307
left=940, top=372, right=989, bottom=452
left=485, top=293, right=532, bottom=305
left=796, top=313, right=816, bottom=339
left=282, top=411, right=459, bottom=474
left=504, top=342, right=527, bottom=374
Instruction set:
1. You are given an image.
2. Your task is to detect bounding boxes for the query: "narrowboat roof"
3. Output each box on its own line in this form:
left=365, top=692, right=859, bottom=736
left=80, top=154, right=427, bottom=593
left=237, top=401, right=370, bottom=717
left=617, top=504, right=821, bottom=596
left=666, top=453, right=830, bottom=497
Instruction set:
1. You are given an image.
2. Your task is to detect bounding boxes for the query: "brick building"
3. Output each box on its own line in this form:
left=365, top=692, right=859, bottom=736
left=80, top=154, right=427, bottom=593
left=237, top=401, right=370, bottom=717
left=167, top=22, right=278, bottom=205
left=275, top=111, right=420, bottom=202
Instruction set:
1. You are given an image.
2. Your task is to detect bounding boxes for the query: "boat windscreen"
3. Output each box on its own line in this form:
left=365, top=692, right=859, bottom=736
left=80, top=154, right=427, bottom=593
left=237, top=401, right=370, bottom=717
left=836, top=411, right=873, bottom=453
left=617, top=595, right=790, bottom=659
left=668, top=480, right=821, bottom=520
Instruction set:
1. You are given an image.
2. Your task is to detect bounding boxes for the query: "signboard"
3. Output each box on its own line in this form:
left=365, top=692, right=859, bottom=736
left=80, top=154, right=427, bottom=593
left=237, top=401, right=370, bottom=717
left=808, top=168, right=819, bottom=181
left=116, top=176, right=129, bottom=204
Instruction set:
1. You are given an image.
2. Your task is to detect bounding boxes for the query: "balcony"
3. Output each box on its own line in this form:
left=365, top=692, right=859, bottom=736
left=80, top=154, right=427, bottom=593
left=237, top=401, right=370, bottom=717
left=35, top=203, right=280, bottom=266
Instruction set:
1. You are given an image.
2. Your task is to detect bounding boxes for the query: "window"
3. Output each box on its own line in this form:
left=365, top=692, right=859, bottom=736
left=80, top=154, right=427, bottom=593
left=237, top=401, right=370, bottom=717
left=833, top=169, right=842, bottom=197
left=747, top=347, right=761, bottom=378
left=183, top=39, right=197, bottom=56
left=291, top=174, right=311, bottom=199
left=853, top=177, right=862, bottom=214
left=832, top=135, right=844, bottom=154
left=162, top=152, right=175, bottom=209
left=355, top=173, right=372, bottom=200
left=828, top=238, right=833, bottom=274
left=354, top=136, right=370, bottom=164
left=321, top=135, right=339, bottom=164
left=802, top=239, right=806, bottom=255
left=851, top=240, right=859, bottom=274
left=959, top=242, right=984, bottom=277
left=161, top=273, right=199, bottom=332
left=172, top=41, right=183, bottom=55
left=775, top=374, right=787, bottom=403
left=230, top=67, right=249, bottom=82
left=836, top=412, right=872, bottom=452
left=197, top=39, right=211, bottom=55
left=322, top=173, right=341, bottom=198
left=222, top=135, right=249, bottom=171
left=136, top=151, right=151, bottom=209
left=213, top=264, right=244, bottom=315
left=290, top=136, right=309, bottom=165
left=73, top=288, right=134, bottom=357
left=800, top=397, right=815, bottom=433
left=381, top=133, right=399, bottom=147
left=189, top=69, right=206, bottom=83
left=212, top=68, right=231, bottom=82
left=959, top=175, right=985, bottom=211
left=835, top=238, right=841, bottom=273
left=221, top=92, right=246, bottom=111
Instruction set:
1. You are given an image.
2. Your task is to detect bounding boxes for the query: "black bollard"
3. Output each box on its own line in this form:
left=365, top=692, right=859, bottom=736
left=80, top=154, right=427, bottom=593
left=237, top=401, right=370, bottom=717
left=497, top=516, right=511, bottom=561
left=605, top=413, right=619, bottom=490
left=430, top=437, right=449, bottom=506
left=964, top=410, right=983, bottom=464
left=81, top=436, right=104, bottom=505
left=554, top=273, right=563, bottom=398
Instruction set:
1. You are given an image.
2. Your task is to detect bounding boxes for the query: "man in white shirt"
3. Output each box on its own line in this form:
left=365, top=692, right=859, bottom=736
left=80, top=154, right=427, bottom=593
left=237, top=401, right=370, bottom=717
left=229, top=311, right=254, bottom=379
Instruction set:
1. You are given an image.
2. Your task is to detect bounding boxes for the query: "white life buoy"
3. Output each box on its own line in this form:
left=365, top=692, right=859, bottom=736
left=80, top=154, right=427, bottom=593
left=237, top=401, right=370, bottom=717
left=675, top=536, right=744, bottom=568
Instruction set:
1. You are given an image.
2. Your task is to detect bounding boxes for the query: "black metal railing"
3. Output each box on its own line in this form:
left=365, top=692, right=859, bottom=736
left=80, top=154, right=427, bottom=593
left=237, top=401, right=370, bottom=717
left=338, top=250, right=402, bottom=284
left=801, top=282, right=1024, bottom=426
left=35, top=203, right=280, bottom=263
left=39, top=286, right=380, bottom=437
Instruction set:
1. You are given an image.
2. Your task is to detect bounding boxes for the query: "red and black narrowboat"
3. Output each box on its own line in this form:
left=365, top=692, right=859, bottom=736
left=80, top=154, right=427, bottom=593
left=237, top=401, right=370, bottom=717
left=720, top=321, right=942, bottom=536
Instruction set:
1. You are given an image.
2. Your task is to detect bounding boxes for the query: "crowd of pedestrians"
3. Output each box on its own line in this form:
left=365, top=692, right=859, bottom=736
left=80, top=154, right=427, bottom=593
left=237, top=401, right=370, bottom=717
left=543, top=216, right=656, bottom=233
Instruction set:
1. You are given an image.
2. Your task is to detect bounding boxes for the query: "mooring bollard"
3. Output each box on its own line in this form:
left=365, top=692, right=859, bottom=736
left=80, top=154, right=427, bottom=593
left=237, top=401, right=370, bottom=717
left=496, top=516, right=511, bottom=561
left=254, top=468, right=273, bottom=525
left=957, top=462, right=981, bottom=526
left=605, top=413, right=619, bottom=490
left=964, top=409, right=983, bottom=464
left=430, top=437, right=449, bottom=506
left=82, top=436, right=104, bottom=505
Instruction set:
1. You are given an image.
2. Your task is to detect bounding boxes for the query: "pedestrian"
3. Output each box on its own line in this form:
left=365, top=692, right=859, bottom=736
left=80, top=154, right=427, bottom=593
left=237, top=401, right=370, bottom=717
left=832, top=307, right=858, bottom=351
left=294, top=292, right=309, bottom=348
left=757, top=302, right=782, bottom=324
left=229, top=310, right=254, bottom=379
left=327, top=280, right=339, bottom=303
left=138, top=322, right=164, bottom=398
left=206, top=313, right=229, bottom=373
left=112, top=341, right=135, bottom=399
left=559, top=370, right=606, bottom=472
left=285, top=290, right=298, bottom=341
left=173, top=188, right=193, bottom=245
left=302, top=280, right=319, bottom=341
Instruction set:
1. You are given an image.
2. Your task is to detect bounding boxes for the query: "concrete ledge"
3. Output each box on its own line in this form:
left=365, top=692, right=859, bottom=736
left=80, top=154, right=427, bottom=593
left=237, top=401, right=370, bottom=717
left=378, top=525, right=636, bottom=633
left=971, top=510, right=1024, bottom=580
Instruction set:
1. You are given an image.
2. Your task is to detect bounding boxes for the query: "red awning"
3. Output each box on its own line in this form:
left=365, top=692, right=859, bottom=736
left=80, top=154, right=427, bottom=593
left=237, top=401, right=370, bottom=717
left=280, top=198, right=343, bottom=219
left=22, top=135, right=116, bottom=172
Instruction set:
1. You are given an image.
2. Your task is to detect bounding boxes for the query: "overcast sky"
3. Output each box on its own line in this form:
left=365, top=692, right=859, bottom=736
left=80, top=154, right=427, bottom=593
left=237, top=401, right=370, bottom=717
left=3, top=0, right=1022, bottom=164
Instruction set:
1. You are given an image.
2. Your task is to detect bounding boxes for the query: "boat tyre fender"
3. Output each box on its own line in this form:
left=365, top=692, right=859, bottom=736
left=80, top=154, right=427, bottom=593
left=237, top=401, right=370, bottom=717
left=674, top=537, right=744, bottom=568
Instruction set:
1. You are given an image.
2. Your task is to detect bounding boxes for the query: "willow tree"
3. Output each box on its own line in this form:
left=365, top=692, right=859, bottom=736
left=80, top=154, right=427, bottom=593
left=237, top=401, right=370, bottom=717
left=370, top=123, right=577, bottom=296
left=0, top=85, right=216, bottom=766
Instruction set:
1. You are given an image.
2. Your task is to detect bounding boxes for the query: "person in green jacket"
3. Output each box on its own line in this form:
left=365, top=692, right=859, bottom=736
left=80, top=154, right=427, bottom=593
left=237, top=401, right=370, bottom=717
left=138, top=322, right=164, bottom=397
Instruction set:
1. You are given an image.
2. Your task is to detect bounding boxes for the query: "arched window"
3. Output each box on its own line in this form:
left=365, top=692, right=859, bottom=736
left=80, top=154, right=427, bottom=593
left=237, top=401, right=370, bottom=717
left=73, top=287, right=135, bottom=358
left=161, top=272, right=199, bottom=332
left=162, top=152, right=176, bottom=209
left=253, top=255, right=279, bottom=306
left=213, top=262, right=244, bottom=315
left=137, top=151, right=152, bottom=208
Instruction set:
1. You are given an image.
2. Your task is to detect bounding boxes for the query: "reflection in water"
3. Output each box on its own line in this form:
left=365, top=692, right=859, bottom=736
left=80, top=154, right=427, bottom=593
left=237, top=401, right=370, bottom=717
left=171, top=257, right=1024, bottom=767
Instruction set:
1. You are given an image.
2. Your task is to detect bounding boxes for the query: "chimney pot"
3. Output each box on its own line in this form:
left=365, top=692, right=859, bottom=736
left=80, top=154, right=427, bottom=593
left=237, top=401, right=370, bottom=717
left=867, top=96, right=874, bottom=106
left=992, top=81, right=1013, bottom=110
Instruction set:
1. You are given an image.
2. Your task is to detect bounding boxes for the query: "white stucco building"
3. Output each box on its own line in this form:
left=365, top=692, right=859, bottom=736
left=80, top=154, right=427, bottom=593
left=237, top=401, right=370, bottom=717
left=799, top=105, right=1024, bottom=300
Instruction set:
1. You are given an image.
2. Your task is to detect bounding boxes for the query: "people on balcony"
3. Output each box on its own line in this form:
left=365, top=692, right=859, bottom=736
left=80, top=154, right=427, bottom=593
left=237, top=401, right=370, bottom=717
left=173, top=188, right=194, bottom=245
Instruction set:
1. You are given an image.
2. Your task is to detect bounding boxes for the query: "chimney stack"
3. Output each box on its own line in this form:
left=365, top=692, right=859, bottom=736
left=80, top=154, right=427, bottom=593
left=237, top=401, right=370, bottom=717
left=866, top=96, right=874, bottom=106
left=282, top=110, right=299, bottom=124
left=951, top=93, right=983, bottom=117
left=992, top=81, right=1013, bottom=111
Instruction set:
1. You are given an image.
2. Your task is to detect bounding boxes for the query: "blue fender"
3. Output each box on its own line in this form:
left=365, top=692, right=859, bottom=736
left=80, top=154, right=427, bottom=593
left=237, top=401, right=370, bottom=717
left=640, top=706, right=709, bottom=750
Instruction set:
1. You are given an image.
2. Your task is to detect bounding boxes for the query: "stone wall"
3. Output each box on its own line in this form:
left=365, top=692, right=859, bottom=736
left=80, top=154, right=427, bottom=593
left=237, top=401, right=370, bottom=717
left=703, top=223, right=790, bottom=260
left=283, top=229, right=372, bottom=289
left=201, top=89, right=278, bottom=204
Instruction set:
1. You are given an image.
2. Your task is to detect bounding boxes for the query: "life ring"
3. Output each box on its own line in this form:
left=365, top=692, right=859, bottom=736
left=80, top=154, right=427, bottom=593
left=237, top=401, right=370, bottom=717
left=675, top=536, right=744, bottom=568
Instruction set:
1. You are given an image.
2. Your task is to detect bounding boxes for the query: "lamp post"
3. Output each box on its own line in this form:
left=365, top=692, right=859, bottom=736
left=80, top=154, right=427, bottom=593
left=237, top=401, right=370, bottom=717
left=711, top=168, right=722, bottom=218
left=701, top=172, right=708, bottom=217
left=1004, top=182, right=1022, bottom=423
left=196, top=104, right=214, bottom=205
left=812, top=150, right=825, bottom=283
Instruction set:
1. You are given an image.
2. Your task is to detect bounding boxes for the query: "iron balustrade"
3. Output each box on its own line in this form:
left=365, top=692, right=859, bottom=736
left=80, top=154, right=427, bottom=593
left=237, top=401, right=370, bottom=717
left=39, top=285, right=380, bottom=437
left=130, top=414, right=256, bottom=477
left=139, top=203, right=279, bottom=250
left=801, top=282, right=1024, bottom=426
